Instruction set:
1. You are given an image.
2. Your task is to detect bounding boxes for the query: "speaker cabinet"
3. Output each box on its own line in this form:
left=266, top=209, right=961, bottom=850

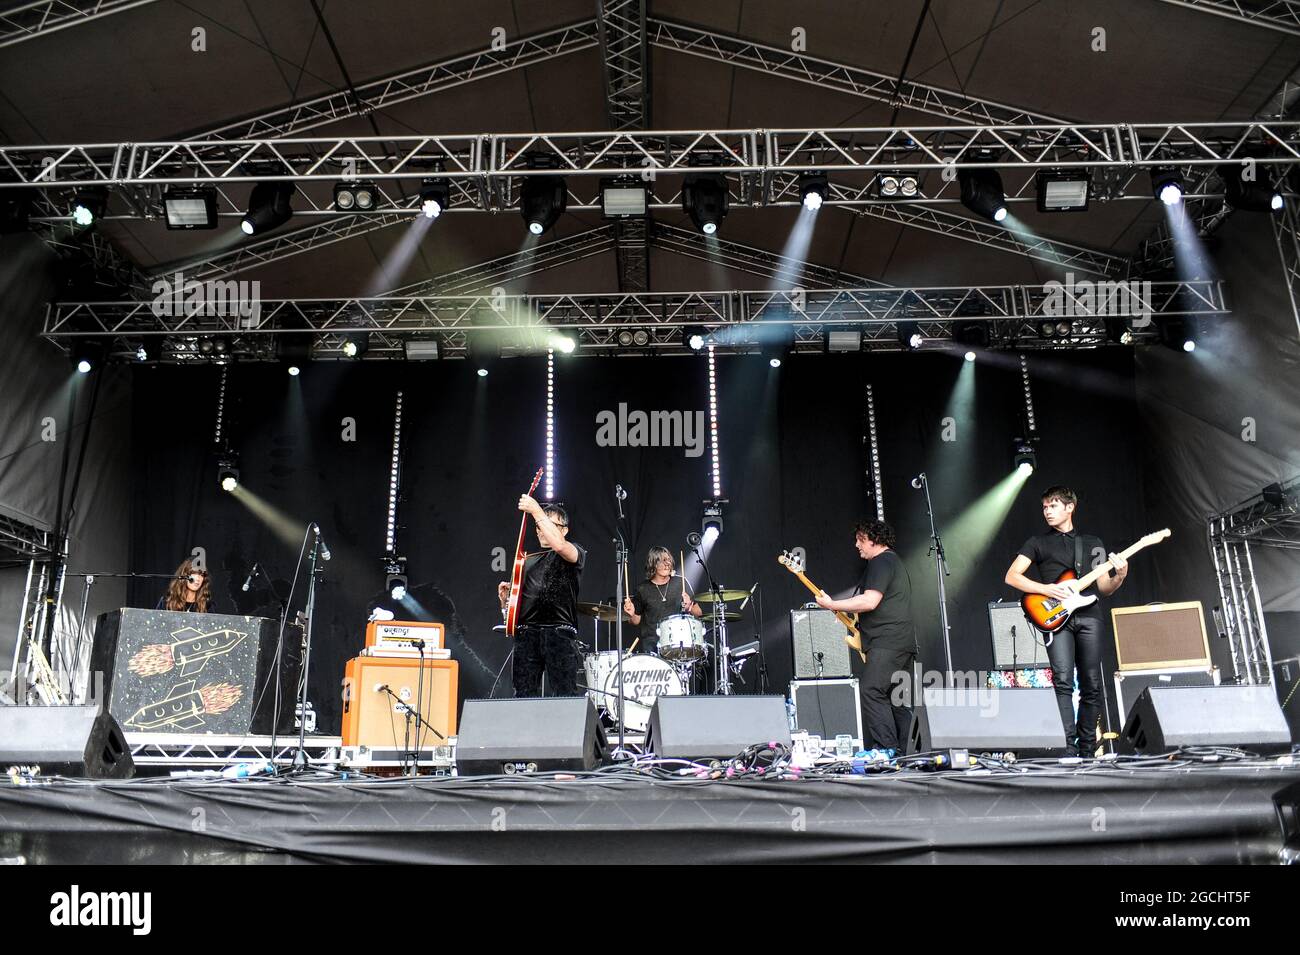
left=91, top=608, right=297, bottom=735
left=1120, top=685, right=1292, bottom=753
left=987, top=600, right=1048, bottom=670
left=456, top=697, right=607, bottom=775
left=645, top=695, right=792, bottom=760
left=1112, top=602, right=1210, bottom=671
left=790, top=607, right=853, bottom=678
left=790, top=679, right=863, bottom=749
left=914, top=687, right=1066, bottom=756
left=0, top=705, right=133, bottom=778
left=341, top=656, right=458, bottom=748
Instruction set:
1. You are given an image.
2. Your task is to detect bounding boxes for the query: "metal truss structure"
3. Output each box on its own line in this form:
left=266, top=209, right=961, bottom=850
left=599, top=1, right=649, bottom=131
left=1155, top=0, right=1300, bottom=36
left=0, top=0, right=158, bottom=48
left=1208, top=476, right=1300, bottom=685
left=0, top=511, right=62, bottom=704
left=124, top=733, right=343, bottom=770
left=1273, top=192, right=1300, bottom=340
left=41, top=278, right=1227, bottom=361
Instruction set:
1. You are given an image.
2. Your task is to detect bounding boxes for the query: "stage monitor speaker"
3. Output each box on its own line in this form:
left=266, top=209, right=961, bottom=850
left=342, top=657, right=458, bottom=748
left=1112, top=667, right=1218, bottom=726
left=790, top=679, right=863, bottom=749
left=645, top=695, right=792, bottom=760
left=0, top=705, right=133, bottom=778
left=1275, top=656, right=1300, bottom=743
left=91, top=608, right=298, bottom=735
left=913, top=687, right=1066, bottom=756
left=1119, top=685, right=1292, bottom=753
left=790, top=607, right=853, bottom=678
left=456, top=698, right=607, bottom=775
left=1112, top=602, right=1210, bottom=671
left=987, top=600, right=1048, bottom=670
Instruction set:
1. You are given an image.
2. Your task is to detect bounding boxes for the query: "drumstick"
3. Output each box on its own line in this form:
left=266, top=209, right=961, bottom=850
left=625, top=637, right=640, bottom=656
left=623, top=558, right=630, bottom=598
left=680, top=550, right=686, bottom=602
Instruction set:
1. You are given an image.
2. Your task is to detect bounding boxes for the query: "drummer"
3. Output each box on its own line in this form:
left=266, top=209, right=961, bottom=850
left=623, top=547, right=704, bottom=654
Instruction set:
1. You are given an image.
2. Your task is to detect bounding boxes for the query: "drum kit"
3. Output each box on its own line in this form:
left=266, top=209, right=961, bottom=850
left=576, top=587, right=757, bottom=734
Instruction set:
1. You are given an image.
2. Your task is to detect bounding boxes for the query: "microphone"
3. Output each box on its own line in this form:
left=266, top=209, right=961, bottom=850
left=910, top=473, right=925, bottom=489
left=241, top=562, right=259, bottom=592
left=312, top=523, right=331, bottom=560
left=686, top=531, right=702, bottom=549
left=615, top=484, right=627, bottom=501
left=374, top=683, right=388, bottom=694
left=739, top=581, right=758, bottom=611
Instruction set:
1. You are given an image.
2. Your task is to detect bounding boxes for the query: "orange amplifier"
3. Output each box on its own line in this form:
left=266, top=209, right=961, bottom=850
left=341, top=655, right=458, bottom=747
left=365, top=619, right=445, bottom=652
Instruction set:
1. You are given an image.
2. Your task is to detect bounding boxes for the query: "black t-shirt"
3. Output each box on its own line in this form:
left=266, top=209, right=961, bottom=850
left=1017, top=528, right=1106, bottom=620
left=630, top=576, right=695, bottom=649
left=853, top=549, right=917, bottom=651
left=519, top=543, right=587, bottom=629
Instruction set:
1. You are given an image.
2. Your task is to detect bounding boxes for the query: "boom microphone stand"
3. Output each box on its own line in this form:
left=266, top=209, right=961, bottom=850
left=612, top=484, right=630, bottom=756
left=688, top=532, right=733, bottom=695
left=289, top=524, right=328, bottom=773
left=912, top=472, right=954, bottom=686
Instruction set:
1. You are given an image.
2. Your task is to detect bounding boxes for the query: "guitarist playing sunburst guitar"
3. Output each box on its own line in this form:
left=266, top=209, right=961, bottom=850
left=813, top=519, right=918, bottom=754
left=496, top=495, right=587, bottom=698
left=1005, top=486, right=1128, bottom=758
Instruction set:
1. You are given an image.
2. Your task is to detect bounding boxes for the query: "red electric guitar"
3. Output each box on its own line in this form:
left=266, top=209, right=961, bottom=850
left=504, top=468, right=544, bottom=637
left=1020, top=528, right=1170, bottom=639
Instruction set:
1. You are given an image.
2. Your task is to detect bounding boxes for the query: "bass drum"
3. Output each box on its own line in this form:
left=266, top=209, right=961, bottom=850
left=601, top=653, right=685, bottom=733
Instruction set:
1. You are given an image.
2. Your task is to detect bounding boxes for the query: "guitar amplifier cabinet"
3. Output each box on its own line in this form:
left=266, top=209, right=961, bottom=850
left=790, top=678, right=863, bottom=750
left=341, top=656, right=458, bottom=748
left=790, top=606, right=853, bottom=678
left=987, top=600, right=1047, bottom=670
left=1112, top=601, right=1210, bottom=671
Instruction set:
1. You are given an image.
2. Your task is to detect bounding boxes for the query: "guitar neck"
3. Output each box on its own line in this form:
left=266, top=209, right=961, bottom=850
left=791, top=570, right=857, bottom=632
left=1075, top=537, right=1152, bottom=591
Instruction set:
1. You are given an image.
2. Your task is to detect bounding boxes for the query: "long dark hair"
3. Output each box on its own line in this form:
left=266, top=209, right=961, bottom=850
left=165, top=558, right=211, bottom=612
left=644, top=546, right=673, bottom=580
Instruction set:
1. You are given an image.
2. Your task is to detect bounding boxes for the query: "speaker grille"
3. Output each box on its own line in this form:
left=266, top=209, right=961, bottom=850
left=1113, top=602, right=1210, bottom=670
left=791, top=608, right=853, bottom=678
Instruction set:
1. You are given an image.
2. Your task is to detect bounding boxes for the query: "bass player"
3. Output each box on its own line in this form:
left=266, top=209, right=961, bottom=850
left=1004, top=486, right=1128, bottom=757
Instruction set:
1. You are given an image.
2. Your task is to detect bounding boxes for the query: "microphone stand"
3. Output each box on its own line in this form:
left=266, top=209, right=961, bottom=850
left=690, top=539, right=731, bottom=695
left=612, top=485, right=630, bottom=756
left=289, top=533, right=324, bottom=773
left=914, top=473, right=954, bottom=686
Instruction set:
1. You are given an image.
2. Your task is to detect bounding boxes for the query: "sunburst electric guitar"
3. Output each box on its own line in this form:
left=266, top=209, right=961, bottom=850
left=1021, top=528, right=1171, bottom=641
left=504, top=468, right=545, bottom=638
left=777, top=551, right=867, bottom=663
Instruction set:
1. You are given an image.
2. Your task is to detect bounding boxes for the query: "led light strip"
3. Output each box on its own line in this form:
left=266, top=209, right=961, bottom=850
left=708, top=344, right=721, bottom=498
left=1020, top=354, right=1037, bottom=435
left=864, top=383, right=884, bottom=520
left=213, top=364, right=228, bottom=446
left=545, top=349, right=555, bottom=500
left=385, top=391, right=403, bottom=554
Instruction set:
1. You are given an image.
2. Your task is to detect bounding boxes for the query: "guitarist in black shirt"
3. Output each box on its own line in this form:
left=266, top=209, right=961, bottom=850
left=1005, top=487, right=1128, bottom=757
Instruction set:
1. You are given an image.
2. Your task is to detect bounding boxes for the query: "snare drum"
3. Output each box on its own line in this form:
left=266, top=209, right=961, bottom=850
left=601, top=653, right=686, bottom=732
left=583, top=651, right=621, bottom=711
left=655, top=614, right=707, bottom=661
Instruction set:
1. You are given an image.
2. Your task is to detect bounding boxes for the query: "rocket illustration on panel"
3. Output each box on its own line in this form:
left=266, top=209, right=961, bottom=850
left=128, top=626, right=248, bottom=678
left=125, top=679, right=244, bottom=731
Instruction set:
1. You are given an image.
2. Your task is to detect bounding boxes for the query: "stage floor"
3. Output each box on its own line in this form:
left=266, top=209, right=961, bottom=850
left=0, top=759, right=1296, bottom=864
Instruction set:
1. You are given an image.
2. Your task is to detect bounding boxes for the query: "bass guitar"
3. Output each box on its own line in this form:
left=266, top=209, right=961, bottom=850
left=777, top=550, right=866, bottom=663
left=504, top=468, right=545, bottom=637
left=1021, top=528, right=1170, bottom=640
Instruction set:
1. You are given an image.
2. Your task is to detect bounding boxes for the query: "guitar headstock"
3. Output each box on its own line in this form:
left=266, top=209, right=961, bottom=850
left=1142, top=528, right=1172, bottom=547
left=777, top=550, right=804, bottom=574
left=526, top=467, right=544, bottom=495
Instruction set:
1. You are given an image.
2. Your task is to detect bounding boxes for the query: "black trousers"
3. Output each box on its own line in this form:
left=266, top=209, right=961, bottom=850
left=512, top=625, right=583, bottom=697
left=850, top=645, right=916, bottom=752
left=1044, top=614, right=1104, bottom=753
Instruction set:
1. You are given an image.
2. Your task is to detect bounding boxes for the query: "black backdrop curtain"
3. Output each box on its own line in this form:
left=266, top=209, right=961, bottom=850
left=127, top=348, right=1154, bottom=733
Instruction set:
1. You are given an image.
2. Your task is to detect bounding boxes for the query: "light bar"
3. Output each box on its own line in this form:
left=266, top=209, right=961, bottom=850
left=164, top=188, right=218, bottom=229
left=1036, top=171, right=1090, bottom=212
left=545, top=349, right=555, bottom=500
left=601, top=180, right=648, bottom=218
left=708, top=344, right=721, bottom=498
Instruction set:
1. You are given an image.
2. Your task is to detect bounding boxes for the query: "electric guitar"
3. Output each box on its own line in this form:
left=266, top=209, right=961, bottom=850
left=1020, top=528, right=1171, bottom=639
left=777, top=551, right=867, bottom=663
left=504, top=468, right=545, bottom=638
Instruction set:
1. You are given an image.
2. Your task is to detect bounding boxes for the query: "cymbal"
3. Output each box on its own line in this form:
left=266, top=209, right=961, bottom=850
left=577, top=601, right=633, bottom=623
left=707, top=611, right=742, bottom=622
left=695, top=590, right=752, bottom=603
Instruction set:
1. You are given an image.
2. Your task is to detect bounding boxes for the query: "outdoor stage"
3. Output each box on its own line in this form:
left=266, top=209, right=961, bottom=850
left=1, top=760, right=1296, bottom=865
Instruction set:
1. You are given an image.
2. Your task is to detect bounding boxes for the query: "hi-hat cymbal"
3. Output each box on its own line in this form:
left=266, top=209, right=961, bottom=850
left=577, top=601, right=633, bottom=622
left=695, top=590, right=751, bottom=603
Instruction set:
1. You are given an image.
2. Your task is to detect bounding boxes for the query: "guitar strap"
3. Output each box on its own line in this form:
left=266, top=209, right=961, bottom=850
left=1073, top=533, right=1084, bottom=580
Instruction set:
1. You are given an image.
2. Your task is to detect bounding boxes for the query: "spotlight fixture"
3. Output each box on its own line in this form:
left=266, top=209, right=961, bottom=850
left=1035, top=170, right=1090, bottom=212
left=342, top=332, right=369, bottom=359
left=217, top=458, right=240, bottom=493
left=1150, top=167, right=1183, bottom=206
left=468, top=335, right=499, bottom=376
left=241, top=181, right=294, bottom=235
left=547, top=334, right=577, bottom=354
left=135, top=344, right=148, bottom=362
left=958, top=166, right=1008, bottom=223
left=963, top=350, right=976, bottom=362
left=876, top=171, right=919, bottom=199
left=897, top=320, right=923, bottom=351
left=1013, top=437, right=1037, bottom=476
left=953, top=320, right=989, bottom=351
left=418, top=177, right=451, bottom=219
left=277, top=336, right=310, bottom=375
left=70, top=187, right=107, bottom=228
left=702, top=500, right=723, bottom=537
left=1155, top=314, right=1197, bottom=353
left=683, top=326, right=707, bottom=351
left=163, top=188, right=218, bottom=229
left=384, top=557, right=408, bottom=601
left=600, top=177, right=648, bottom=219
left=70, top=340, right=105, bottom=374
left=1220, top=164, right=1283, bottom=213
left=334, top=181, right=378, bottom=212
left=519, top=174, right=567, bottom=235
left=799, top=172, right=828, bottom=211
left=683, top=172, right=728, bottom=234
